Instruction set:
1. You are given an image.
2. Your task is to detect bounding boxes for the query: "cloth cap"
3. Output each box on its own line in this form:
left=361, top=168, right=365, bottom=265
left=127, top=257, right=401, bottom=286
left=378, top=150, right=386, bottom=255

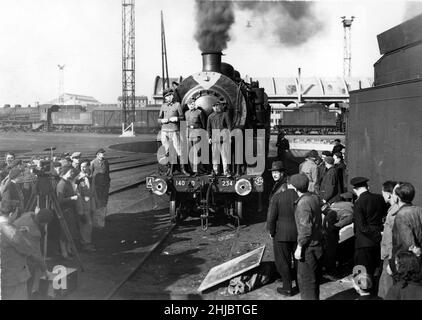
left=71, top=152, right=82, bottom=159
left=8, top=167, right=21, bottom=179
left=289, top=173, right=309, bottom=191
left=96, top=148, right=106, bottom=155
left=334, top=139, right=341, bottom=143
left=350, top=177, right=369, bottom=187
left=163, top=88, right=174, bottom=97
left=324, top=156, right=334, bottom=165
left=321, top=151, right=332, bottom=157
left=269, top=161, right=285, bottom=171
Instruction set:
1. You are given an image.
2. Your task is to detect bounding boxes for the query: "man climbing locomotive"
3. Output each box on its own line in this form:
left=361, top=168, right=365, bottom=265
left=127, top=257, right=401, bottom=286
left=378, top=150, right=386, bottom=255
left=148, top=52, right=271, bottom=229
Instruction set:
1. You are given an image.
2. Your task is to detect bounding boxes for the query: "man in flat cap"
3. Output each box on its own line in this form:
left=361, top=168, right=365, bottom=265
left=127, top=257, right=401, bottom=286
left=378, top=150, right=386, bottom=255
left=289, top=173, right=323, bottom=300
left=299, top=150, right=318, bottom=193
left=158, top=88, right=186, bottom=176
left=90, top=148, right=110, bottom=229
left=266, top=162, right=298, bottom=297
left=350, top=176, right=387, bottom=290
left=319, top=156, right=340, bottom=205
left=71, top=152, right=82, bottom=175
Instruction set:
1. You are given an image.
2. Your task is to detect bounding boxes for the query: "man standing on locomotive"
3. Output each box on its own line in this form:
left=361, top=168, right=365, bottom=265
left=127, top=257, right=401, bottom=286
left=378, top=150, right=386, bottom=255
left=158, top=88, right=188, bottom=176
left=207, top=100, right=233, bottom=177
left=184, top=97, right=206, bottom=176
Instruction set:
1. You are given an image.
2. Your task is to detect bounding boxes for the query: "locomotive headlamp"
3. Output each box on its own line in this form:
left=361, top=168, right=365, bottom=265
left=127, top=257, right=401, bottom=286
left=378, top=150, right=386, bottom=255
left=151, top=178, right=168, bottom=196
left=235, top=178, right=252, bottom=196
left=254, top=176, right=264, bottom=186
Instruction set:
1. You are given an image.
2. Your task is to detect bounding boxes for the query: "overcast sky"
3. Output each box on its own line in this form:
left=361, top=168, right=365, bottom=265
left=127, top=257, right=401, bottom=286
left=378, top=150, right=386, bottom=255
left=0, top=0, right=421, bottom=106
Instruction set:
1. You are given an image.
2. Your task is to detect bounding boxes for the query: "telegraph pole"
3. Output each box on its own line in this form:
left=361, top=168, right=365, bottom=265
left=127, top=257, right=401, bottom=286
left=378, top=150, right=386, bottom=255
left=161, top=10, right=170, bottom=93
left=341, top=16, right=354, bottom=78
left=122, top=0, right=136, bottom=129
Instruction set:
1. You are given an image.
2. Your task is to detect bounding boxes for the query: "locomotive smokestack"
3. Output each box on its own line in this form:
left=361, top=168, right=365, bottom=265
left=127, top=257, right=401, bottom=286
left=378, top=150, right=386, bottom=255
left=202, top=52, right=222, bottom=72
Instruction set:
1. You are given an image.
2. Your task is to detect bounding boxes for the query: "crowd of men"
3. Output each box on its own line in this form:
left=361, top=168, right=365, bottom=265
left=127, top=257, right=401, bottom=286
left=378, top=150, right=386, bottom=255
left=267, top=136, right=422, bottom=300
left=0, top=148, right=111, bottom=299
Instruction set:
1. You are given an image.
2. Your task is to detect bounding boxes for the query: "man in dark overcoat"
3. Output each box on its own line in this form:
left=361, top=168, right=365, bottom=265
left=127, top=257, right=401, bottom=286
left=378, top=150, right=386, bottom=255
left=267, top=184, right=298, bottom=296
left=351, top=176, right=387, bottom=288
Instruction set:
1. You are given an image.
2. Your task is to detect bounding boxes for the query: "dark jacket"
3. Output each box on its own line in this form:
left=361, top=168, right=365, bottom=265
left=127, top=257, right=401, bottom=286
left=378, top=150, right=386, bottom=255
left=276, top=136, right=290, bottom=154
left=56, top=178, right=76, bottom=213
left=185, top=108, right=206, bottom=129
left=269, top=176, right=288, bottom=200
left=315, top=162, right=326, bottom=193
left=353, top=191, right=387, bottom=249
left=391, top=205, right=422, bottom=257
left=267, top=189, right=298, bottom=242
left=335, top=161, right=347, bottom=193
left=319, top=166, right=340, bottom=204
left=294, top=192, right=323, bottom=248
left=385, top=281, right=422, bottom=300
left=206, top=111, right=232, bottom=141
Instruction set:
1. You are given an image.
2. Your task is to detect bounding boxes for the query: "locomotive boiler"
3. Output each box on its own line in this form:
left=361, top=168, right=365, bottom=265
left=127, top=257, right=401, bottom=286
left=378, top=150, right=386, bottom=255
left=146, top=52, right=271, bottom=229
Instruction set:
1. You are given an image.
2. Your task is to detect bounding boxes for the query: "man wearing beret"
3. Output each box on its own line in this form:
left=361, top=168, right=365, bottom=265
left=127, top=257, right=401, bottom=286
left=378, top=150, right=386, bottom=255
left=299, top=150, right=318, bottom=193
left=266, top=163, right=298, bottom=296
left=289, top=173, right=323, bottom=300
left=350, top=176, right=387, bottom=289
left=319, top=156, right=340, bottom=204
left=158, top=88, right=187, bottom=176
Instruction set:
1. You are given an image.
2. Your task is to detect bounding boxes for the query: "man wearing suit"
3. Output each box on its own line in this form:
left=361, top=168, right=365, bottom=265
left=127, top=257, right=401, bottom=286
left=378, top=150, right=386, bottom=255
left=266, top=181, right=298, bottom=296
left=351, top=176, right=387, bottom=285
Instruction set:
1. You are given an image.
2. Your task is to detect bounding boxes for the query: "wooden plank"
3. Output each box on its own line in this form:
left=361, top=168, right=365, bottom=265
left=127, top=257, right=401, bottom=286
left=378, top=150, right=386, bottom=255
left=198, top=245, right=265, bottom=293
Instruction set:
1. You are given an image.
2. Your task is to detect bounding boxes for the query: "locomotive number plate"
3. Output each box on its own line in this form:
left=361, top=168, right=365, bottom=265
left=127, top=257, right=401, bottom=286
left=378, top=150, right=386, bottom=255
left=146, top=177, right=153, bottom=189
left=175, top=180, right=186, bottom=186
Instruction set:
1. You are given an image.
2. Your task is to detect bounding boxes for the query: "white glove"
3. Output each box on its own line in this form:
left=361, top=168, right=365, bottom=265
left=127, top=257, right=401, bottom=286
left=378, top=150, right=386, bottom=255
left=161, top=118, right=169, bottom=124
left=169, top=116, right=178, bottom=123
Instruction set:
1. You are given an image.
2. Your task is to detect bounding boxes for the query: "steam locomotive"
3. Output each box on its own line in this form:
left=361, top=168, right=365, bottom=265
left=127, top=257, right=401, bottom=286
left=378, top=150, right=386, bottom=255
left=146, top=52, right=271, bottom=229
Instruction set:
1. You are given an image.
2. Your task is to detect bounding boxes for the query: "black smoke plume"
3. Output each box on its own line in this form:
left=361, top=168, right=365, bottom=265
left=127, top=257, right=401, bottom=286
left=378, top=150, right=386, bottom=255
left=236, top=1, right=325, bottom=47
left=194, top=0, right=235, bottom=52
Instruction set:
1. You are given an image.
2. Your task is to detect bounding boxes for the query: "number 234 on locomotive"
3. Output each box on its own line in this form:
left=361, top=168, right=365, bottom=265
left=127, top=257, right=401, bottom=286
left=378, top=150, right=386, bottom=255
left=146, top=52, right=271, bottom=230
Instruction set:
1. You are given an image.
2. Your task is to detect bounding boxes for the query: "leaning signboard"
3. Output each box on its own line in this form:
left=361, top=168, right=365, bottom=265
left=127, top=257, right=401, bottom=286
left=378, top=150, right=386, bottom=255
left=198, top=245, right=265, bottom=293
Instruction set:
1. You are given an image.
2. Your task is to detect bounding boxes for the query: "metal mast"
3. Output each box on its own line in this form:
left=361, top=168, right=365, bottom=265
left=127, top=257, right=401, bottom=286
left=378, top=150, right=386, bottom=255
left=122, top=0, right=136, bottom=125
left=341, top=16, right=354, bottom=78
left=57, top=64, right=65, bottom=105
left=161, top=10, right=170, bottom=92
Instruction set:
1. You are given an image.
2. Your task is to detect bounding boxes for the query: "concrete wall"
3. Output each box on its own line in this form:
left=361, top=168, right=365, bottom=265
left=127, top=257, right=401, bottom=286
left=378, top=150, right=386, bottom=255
left=348, top=79, right=422, bottom=205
